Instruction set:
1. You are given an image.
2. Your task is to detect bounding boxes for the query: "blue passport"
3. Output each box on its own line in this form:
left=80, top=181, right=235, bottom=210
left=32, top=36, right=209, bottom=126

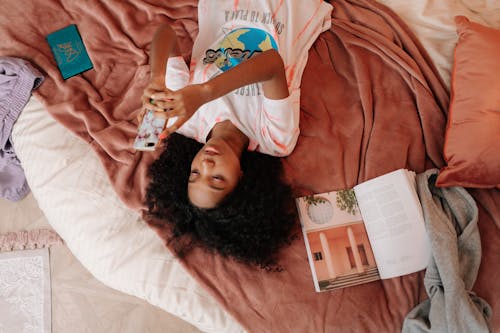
left=46, top=24, right=93, bottom=80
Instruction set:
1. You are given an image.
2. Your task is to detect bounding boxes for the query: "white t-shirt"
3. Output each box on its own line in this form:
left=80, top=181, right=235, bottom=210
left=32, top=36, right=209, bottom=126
left=165, top=0, right=333, bottom=156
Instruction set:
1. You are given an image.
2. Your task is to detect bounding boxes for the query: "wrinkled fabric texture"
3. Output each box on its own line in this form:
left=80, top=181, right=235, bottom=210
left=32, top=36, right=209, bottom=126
left=403, top=169, right=492, bottom=333
left=0, top=57, right=44, bottom=201
left=0, top=0, right=499, bottom=332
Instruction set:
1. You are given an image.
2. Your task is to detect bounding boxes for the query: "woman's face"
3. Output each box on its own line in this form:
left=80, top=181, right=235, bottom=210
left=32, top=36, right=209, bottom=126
left=188, top=138, right=242, bottom=209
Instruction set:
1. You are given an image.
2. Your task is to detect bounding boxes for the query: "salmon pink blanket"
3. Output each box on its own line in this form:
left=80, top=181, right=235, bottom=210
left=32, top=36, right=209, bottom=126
left=1, top=0, right=498, bottom=332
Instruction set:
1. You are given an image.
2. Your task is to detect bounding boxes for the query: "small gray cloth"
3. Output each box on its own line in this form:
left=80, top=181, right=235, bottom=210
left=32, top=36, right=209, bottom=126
left=402, top=169, right=491, bottom=333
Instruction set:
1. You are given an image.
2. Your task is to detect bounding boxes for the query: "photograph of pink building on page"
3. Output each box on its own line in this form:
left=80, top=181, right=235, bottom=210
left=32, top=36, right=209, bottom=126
left=296, top=169, right=430, bottom=292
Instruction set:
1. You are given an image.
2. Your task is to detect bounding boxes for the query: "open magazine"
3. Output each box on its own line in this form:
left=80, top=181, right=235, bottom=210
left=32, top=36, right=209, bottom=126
left=295, top=169, right=430, bottom=292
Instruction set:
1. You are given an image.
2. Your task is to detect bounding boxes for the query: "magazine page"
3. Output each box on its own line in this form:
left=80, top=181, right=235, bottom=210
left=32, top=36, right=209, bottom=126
left=353, top=169, right=430, bottom=279
left=296, top=190, right=380, bottom=292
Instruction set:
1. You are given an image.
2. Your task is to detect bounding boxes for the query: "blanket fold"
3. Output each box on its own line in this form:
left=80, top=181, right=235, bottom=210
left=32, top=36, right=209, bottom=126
left=403, top=169, right=491, bottom=333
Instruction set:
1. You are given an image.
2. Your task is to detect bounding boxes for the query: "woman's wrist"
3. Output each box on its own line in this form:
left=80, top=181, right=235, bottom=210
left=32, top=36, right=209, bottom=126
left=199, top=81, right=215, bottom=104
left=149, top=75, right=165, bottom=89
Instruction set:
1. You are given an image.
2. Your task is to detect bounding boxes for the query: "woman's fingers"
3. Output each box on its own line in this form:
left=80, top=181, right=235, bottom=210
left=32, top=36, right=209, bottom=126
left=153, top=99, right=175, bottom=110
left=145, top=100, right=160, bottom=111
left=159, top=117, right=186, bottom=139
left=161, top=108, right=181, bottom=117
left=137, top=108, right=146, bottom=124
left=143, top=86, right=173, bottom=106
left=141, top=102, right=164, bottom=114
left=142, top=90, right=159, bottom=110
left=153, top=110, right=169, bottom=119
left=150, top=91, right=174, bottom=101
left=165, top=117, right=185, bottom=135
left=143, top=88, right=161, bottom=102
left=143, top=85, right=200, bottom=140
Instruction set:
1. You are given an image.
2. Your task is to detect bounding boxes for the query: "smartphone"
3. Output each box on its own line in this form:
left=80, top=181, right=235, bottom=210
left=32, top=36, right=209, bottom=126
left=133, top=110, right=179, bottom=151
left=133, top=109, right=166, bottom=151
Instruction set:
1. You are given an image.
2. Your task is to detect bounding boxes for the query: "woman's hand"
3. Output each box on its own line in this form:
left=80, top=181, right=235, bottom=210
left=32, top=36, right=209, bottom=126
left=151, top=83, right=209, bottom=139
left=137, top=81, right=172, bottom=125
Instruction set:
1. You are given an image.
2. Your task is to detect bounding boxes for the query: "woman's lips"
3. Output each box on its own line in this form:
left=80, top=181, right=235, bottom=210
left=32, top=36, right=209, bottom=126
left=204, top=146, right=220, bottom=155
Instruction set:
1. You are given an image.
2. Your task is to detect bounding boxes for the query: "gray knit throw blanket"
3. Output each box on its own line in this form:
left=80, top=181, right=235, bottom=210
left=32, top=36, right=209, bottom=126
left=402, top=169, right=492, bottom=333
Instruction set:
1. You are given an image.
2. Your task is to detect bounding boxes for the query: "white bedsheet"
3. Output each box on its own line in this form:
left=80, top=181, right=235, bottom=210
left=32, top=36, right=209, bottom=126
left=12, top=97, right=245, bottom=333
left=377, top=0, right=500, bottom=87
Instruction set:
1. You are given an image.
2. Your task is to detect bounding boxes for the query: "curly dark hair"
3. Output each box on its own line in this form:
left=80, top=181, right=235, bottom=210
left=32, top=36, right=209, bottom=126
left=145, top=133, right=297, bottom=270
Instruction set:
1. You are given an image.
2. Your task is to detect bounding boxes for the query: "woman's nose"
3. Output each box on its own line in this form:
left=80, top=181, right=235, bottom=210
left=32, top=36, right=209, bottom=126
left=201, top=158, right=215, bottom=168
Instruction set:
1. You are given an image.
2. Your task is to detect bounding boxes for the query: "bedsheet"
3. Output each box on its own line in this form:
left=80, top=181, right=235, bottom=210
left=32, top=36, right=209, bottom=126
left=4, top=0, right=499, bottom=332
left=377, top=0, right=500, bottom=88
left=12, top=97, right=244, bottom=333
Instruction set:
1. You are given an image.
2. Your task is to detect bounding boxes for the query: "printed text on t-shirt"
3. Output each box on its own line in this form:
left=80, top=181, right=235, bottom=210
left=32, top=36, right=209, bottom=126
left=224, top=10, right=285, bottom=34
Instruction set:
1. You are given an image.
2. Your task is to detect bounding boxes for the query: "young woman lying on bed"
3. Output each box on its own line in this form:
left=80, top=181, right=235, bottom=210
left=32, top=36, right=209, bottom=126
left=139, top=0, right=332, bottom=269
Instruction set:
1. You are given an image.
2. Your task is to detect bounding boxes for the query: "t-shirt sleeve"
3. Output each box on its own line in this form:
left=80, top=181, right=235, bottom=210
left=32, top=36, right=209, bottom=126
left=165, top=56, right=190, bottom=91
left=258, top=89, right=300, bottom=156
left=280, top=1, right=333, bottom=91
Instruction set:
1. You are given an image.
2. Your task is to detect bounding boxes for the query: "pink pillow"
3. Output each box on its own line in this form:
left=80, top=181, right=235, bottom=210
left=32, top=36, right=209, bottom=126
left=436, top=16, right=500, bottom=188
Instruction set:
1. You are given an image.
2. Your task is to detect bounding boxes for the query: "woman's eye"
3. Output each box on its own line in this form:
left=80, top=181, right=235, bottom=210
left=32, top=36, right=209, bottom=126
left=190, top=170, right=199, bottom=175
left=212, top=175, right=224, bottom=181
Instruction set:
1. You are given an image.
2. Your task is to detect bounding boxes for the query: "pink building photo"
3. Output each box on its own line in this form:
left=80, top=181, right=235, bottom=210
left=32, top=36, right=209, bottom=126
left=297, top=190, right=380, bottom=291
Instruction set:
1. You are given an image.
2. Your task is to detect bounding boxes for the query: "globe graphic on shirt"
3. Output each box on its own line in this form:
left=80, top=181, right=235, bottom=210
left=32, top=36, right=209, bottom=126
left=215, top=27, right=278, bottom=72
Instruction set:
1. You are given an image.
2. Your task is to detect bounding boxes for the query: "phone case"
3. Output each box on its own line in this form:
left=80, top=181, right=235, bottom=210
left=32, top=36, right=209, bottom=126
left=133, top=110, right=166, bottom=151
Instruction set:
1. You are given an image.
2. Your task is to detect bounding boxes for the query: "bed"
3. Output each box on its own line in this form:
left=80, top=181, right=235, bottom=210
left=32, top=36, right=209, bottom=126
left=2, top=0, right=499, bottom=332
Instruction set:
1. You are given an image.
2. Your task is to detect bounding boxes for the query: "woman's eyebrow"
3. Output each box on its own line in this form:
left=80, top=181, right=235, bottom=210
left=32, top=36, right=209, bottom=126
left=209, top=184, right=225, bottom=191
left=188, top=179, right=225, bottom=191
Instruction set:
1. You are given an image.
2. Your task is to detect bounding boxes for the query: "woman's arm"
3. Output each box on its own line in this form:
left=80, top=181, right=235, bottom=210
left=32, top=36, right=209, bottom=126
left=204, top=49, right=289, bottom=100
left=154, top=49, right=289, bottom=135
left=148, top=24, right=181, bottom=89
left=138, top=24, right=182, bottom=123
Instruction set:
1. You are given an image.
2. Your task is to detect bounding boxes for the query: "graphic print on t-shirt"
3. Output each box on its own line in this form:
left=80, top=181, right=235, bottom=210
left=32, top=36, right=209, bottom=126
left=203, top=27, right=278, bottom=72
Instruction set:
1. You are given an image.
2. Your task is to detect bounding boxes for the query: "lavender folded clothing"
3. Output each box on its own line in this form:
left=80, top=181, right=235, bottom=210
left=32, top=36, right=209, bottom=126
left=0, top=56, right=44, bottom=201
